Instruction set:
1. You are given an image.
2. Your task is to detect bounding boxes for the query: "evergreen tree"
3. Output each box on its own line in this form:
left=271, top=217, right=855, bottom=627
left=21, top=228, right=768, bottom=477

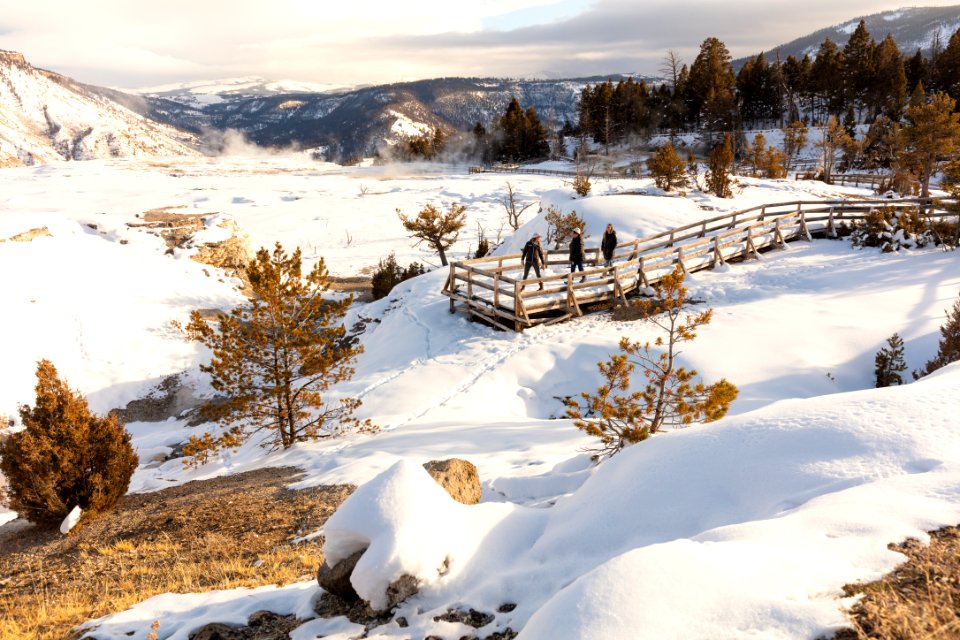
left=648, top=142, right=689, bottom=191
left=870, top=34, right=907, bottom=119
left=565, top=266, right=737, bottom=460
left=397, top=202, right=467, bottom=266
left=706, top=133, right=734, bottom=197
left=842, top=20, right=876, bottom=121
left=495, top=97, right=550, bottom=162
left=874, top=333, right=907, bottom=387
left=185, top=244, right=372, bottom=458
left=687, top=37, right=736, bottom=129
left=935, top=29, right=960, bottom=100
left=900, top=91, right=960, bottom=200
left=906, top=48, right=929, bottom=95
left=918, top=294, right=960, bottom=377
left=0, top=360, right=138, bottom=527
left=371, top=253, right=426, bottom=301
left=812, top=38, right=845, bottom=121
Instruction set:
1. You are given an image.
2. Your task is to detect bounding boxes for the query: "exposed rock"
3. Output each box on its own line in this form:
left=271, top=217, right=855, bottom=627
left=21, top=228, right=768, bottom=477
left=187, top=611, right=300, bottom=640
left=1, top=227, right=52, bottom=242
left=484, top=629, right=518, bottom=640
left=189, top=622, right=244, bottom=640
left=497, top=603, right=517, bottom=613
left=434, top=608, right=495, bottom=628
left=423, top=458, right=482, bottom=505
left=385, top=573, right=420, bottom=610
left=313, top=591, right=392, bottom=627
left=316, top=548, right=364, bottom=601
left=128, top=208, right=251, bottom=293
left=110, top=374, right=200, bottom=423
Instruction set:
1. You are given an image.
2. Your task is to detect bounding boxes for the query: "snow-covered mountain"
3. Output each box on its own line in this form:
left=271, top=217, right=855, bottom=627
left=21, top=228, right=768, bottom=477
left=737, top=4, right=960, bottom=64
left=129, top=75, right=635, bottom=161
left=0, top=50, right=199, bottom=167
left=128, top=76, right=352, bottom=109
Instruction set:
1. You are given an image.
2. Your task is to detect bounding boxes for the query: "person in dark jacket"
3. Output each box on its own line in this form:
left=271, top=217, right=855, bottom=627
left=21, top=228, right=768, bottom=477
left=601, top=223, right=617, bottom=267
left=521, top=233, right=545, bottom=290
left=569, top=228, right=585, bottom=282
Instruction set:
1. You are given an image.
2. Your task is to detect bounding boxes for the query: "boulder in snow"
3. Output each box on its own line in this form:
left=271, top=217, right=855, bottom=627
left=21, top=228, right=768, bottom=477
left=317, top=548, right=364, bottom=601
left=423, top=458, right=482, bottom=505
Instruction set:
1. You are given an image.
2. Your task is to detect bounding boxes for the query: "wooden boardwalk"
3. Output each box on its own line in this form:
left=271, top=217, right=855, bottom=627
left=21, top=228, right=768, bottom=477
left=442, top=197, right=959, bottom=331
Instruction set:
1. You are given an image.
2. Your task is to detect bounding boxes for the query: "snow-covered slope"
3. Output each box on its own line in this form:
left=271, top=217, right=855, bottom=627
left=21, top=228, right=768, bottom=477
left=0, top=50, right=199, bottom=167
left=2, top=155, right=960, bottom=639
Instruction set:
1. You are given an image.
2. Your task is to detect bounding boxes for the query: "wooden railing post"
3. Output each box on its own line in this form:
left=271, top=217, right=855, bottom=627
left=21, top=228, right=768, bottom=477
left=712, top=236, right=724, bottom=267
left=447, top=264, right=456, bottom=313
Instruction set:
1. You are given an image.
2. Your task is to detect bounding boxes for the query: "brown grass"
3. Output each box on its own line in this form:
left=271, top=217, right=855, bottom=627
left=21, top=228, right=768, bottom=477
left=0, top=467, right=353, bottom=640
left=835, top=526, right=960, bottom=639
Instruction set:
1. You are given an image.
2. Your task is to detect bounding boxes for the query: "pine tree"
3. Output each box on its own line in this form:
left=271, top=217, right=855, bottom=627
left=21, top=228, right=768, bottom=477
left=647, top=142, right=689, bottom=191
left=397, top=202, right=467, bottom=267
left=0, top=360, right=138, bottom=527
left=687, top=37, right=736, bottom=128
left=875, top=333, right=907, bottom=387
left=871, top=34, right=907, bottom=119
left=185, top=244, right=372, bottom=459
left=842, top=21, right=876, bottom=121
left=918, top=294, right=960, bottom=377
left=371, top=253, right=426, bottom=301
left=566, top=266, right=737, bottom=460
left=706, top=133, right=733, bottom=197
left=900, top=91, right=960, bottom=200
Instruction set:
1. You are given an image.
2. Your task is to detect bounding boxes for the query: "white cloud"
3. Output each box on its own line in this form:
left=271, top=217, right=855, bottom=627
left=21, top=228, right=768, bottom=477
left=1, top=0, right=958, bottom=86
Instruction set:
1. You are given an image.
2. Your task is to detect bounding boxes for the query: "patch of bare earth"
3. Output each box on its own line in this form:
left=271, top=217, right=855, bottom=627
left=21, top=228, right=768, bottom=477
left=0, top=467, right=353, bottom=640
left=834, top=526, right=960, bottom=639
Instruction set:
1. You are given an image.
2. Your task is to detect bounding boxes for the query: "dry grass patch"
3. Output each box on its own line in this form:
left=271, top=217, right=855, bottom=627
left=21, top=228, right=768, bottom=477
left=0, top=467, right=353, bottom=640
left=835, top=526, right=960, bottom=639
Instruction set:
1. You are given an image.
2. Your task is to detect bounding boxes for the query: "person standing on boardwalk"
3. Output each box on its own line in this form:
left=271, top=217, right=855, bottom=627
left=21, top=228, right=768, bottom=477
left=569, top=228, right=585, bottom=282
left=521, top=233, right=546, bottom=290
left=601, top=223, right=617, bottom=267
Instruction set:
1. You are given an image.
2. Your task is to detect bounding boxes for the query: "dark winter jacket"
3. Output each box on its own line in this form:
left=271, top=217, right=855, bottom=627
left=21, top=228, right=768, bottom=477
left=601, top=230, right=618, bottom=260
left=569, top=235, right=585, bottom=262
left=522, top=239, right=545, bottom=266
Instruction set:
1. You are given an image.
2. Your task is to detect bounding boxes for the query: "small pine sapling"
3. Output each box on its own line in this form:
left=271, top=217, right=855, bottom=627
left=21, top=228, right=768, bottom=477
left=874, top=333, right=908, bottom=387
left=566, top=266, right=738, bottom=460
left=0, top=360, right=138, bottom=527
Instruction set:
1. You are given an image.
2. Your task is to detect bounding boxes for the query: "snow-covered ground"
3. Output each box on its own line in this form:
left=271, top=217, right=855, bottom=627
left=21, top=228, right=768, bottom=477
left=2, top=154, right=959, bottom=639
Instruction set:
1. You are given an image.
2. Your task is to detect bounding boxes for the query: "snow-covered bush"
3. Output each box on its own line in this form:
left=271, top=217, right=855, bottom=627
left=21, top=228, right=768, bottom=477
left=850, top=208, right=934, bottom=252
left=0, top=360, right=138, bottom=527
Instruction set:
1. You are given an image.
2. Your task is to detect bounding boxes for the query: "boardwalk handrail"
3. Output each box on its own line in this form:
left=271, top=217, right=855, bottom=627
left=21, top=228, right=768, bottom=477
left=443, top=196, right=959, bottom=331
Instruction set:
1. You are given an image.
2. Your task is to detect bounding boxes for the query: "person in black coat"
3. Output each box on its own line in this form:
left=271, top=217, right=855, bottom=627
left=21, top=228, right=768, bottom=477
left=521, top=233, right=545, bottom=290
left=601, top=223, right=617, bottom=267
left=569, top=228, right=585, bottom=282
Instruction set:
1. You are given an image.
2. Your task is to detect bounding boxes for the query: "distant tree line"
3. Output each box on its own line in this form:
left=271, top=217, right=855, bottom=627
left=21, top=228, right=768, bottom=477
left=576, top=21, right=960, bottom=140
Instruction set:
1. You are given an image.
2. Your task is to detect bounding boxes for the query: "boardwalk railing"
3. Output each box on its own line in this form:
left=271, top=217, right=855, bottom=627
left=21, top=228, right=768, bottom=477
left=442, top=197, right=959, bottom=331
left=469, top=164, right=635, bottom=180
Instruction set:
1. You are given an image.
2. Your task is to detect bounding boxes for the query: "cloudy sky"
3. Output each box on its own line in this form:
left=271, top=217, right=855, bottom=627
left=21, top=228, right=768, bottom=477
left=1, top=0, right=959, bottom=89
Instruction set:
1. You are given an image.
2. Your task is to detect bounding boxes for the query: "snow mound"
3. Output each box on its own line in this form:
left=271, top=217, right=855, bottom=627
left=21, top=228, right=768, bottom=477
left=323, top=459, right=513, bottom=610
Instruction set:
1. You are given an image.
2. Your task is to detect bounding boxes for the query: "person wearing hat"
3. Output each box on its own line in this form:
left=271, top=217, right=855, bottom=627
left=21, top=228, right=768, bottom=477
left=521, top=233, right=546, bottom=290
left=569, top=228, right=586, bottom=282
